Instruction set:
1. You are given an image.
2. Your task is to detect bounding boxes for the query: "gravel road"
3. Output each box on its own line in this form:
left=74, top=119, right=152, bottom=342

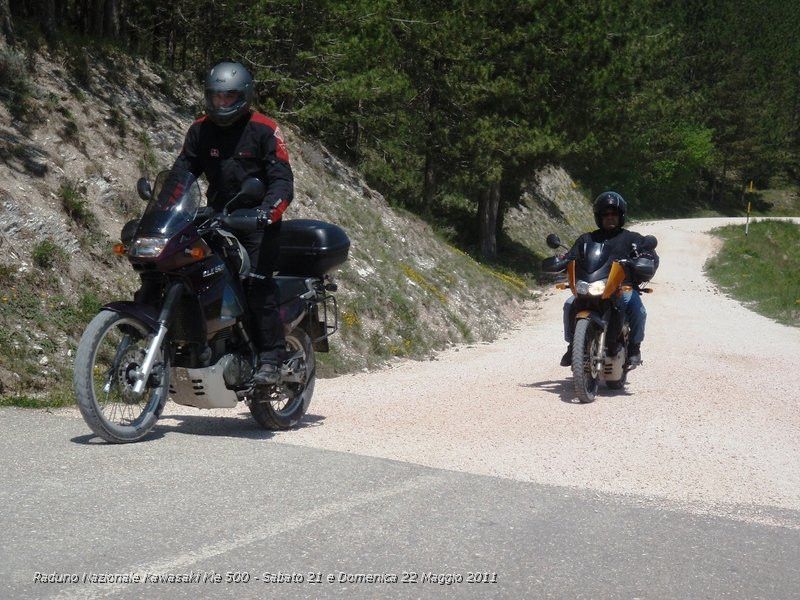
left=240, top=217, right=800, bottom=524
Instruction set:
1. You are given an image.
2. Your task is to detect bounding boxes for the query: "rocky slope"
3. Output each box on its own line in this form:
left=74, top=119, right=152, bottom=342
left=0, top=44, right=591, bottom=402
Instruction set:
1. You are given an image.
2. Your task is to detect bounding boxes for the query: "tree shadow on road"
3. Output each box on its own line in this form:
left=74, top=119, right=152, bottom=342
left=70, top=412, right=326, bottom=444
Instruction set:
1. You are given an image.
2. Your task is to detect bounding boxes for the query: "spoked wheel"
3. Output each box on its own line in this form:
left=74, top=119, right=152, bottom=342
left=571, top=318, right=601, bottom=403
left=249, top=327, right=316, bottom=430
left=73, top=310, right=169, bottom=443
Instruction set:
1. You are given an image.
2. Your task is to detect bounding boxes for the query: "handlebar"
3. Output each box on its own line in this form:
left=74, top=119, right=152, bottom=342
left=197, top=208, right=271, bottom=234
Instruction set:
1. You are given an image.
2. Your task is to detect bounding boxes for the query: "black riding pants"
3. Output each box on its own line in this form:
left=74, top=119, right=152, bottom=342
left=237, top=221, right=284, bottom=364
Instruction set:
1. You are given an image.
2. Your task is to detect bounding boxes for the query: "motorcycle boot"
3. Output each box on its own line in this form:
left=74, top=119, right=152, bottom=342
left=253, top=353, right=281, bottom=386
left=560, top=344, right=573, bottom=367
left=627, top=342, right=642, bottom=368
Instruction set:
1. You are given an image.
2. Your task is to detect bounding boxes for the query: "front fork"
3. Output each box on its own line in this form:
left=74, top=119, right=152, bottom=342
left=131, top=282, right=183, bottom=395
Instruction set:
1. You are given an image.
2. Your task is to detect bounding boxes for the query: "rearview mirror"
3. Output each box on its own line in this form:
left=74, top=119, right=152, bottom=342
left=541, top=256, right=566, bottom=273
left=222, top=178, right=267, bottom=216
left=546, top=233, right=562, bottom=249
left=136, top=178, right=152, bottom=201
left=239, top=178, right=266, bottom=202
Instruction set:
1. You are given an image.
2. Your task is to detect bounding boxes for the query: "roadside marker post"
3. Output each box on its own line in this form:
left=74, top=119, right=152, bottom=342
left=745, top=180, right=753, bottom=236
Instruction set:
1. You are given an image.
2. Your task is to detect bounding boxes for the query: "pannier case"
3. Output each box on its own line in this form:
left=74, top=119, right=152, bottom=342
left=276, top=219, right=350, bottom=277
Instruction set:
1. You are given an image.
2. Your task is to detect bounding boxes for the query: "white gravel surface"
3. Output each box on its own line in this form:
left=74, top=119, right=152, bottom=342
left=80, top=218, right=800, bottom=524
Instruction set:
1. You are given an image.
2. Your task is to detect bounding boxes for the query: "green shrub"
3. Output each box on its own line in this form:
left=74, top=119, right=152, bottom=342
left=0, top=47, right=37, bottom=118
left=137, top=131, right=158, bottom=175
left=78, top=290, right=103, bottom=320
left=59, top=180, right=95, bottom=226
left=108, top=106, right=127, bottom=138
left=70, top=49, right=92, bottom=88
left=62, top=112, right=80, bottom=143
left=0, top=47, right=32, bottom=100
left=32, top=239, right=68, bottom=270
left=0, top=263, right=16, bottom=284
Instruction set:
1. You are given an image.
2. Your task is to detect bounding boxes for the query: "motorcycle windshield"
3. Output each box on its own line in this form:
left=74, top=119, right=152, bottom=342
left=577, top=240, right=612, bottom=274
left=135, top=170, right=201, bottom=238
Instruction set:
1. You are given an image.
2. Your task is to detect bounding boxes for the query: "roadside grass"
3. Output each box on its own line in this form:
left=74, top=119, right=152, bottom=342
left=646, top=185, right=800, bottom=220
left=705, top=220, right=800, bottom=327
left=0, top=270, right=108, bottom=408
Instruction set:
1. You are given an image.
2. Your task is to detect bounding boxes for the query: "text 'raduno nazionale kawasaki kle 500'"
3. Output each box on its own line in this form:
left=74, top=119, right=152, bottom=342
left=73, top=169, right=349, bottom=443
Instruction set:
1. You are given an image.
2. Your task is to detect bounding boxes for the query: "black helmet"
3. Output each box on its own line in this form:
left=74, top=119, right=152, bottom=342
left=593, top=191, right=627, bottom=228
left=204, top=61, right=254, bottom=127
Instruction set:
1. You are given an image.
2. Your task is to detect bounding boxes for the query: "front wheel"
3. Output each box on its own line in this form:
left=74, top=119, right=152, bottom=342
left=571, top=318, right=601, bottom=403
left=73, top=310, right=169, bottom=443
left=249, top=326, right=315, bottom=430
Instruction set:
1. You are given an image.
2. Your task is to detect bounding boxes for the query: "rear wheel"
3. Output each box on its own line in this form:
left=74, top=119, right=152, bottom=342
left=572, top=318, right=600, bottom=403
left=73, top=310, right=169, bottom=443
left=249, top=327, right=315, bottom=430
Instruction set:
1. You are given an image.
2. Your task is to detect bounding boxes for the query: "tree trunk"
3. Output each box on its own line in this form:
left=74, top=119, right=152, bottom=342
left=54, top=0, right=66, bottom=26
left=0, top=0, right=15, bottom=46
left=179, top=32, right=187, bottom=71
left=103, top=0, right=119, bottom=38
left=421, top=148, right=436, bottom=214
left=167, top=26, right=175, bottom=69
left=38, top=0, right=56, bottom=41
left=90, top=0, right=103, bottom=36
left=478, top=181, right=501, bottom=260
left=150, top=10, right=161, bottom=63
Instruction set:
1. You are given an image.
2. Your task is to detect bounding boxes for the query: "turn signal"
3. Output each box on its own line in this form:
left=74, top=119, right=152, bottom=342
left=555, top=283, right=569, bottom=290
left=189, top=246, right=206, bottom=260
left=112, top=243, right=126, bottom=255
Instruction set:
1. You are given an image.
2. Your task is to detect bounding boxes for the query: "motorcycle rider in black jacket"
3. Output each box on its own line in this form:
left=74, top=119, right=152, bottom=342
left=171, top=61, right=293, bottom=385
left=560, top=192, right=659, bottom=367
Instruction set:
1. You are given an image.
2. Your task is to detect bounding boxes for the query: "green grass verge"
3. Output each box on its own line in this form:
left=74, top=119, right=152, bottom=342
left=0, top=268, right=110, bottom=408
left=0, top=386, right=75, bottom=409
left=705, top=220, right=800, bottom=327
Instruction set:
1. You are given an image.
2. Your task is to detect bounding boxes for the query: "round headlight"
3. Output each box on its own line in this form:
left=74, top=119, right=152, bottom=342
left=576, top=279, right=607, bottom=296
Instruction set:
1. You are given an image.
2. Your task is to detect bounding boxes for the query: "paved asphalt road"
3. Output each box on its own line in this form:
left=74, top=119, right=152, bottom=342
left=1, top=407, right=798, bottom=600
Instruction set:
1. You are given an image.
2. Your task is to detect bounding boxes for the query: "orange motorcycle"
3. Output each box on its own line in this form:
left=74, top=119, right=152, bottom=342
left=542, top=233, right=657, bottom=403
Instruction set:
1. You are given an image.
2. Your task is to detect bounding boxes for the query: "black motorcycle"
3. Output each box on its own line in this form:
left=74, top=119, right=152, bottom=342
left=542, top=233, right=656, bottom=403
left=73, top=169, right=349, bottom=443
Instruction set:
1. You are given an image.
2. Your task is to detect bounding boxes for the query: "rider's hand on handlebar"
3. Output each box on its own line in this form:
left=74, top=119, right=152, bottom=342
left=256, top=209, right=273, bottom=228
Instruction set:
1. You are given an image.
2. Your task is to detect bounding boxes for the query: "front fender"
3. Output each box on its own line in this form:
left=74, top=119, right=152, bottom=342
left=103, top=301, right=160, bottom=332
left=574, top=310, right=607, bottom=330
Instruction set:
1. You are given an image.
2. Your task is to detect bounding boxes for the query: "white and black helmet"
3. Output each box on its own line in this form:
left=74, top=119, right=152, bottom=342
left=204, top=61, right=254, bottom=127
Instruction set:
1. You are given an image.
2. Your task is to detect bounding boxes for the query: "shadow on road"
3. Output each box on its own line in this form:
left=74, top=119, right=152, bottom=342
left=70, top=412, right=326, bottom=444
left=520, top=379, right=633, bottom=403
left=520, top=379, right=578, bottom=404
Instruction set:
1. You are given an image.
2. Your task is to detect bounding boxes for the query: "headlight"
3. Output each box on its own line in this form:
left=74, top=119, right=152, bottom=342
left=128, top=237, right=168, bottom=258
left=576, top=279, right=607, bottom=296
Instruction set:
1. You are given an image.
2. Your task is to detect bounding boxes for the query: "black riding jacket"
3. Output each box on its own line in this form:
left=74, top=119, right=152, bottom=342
left=173, top=111, right=293, bottom=212
left=565, top=228, right=659, bottom=284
